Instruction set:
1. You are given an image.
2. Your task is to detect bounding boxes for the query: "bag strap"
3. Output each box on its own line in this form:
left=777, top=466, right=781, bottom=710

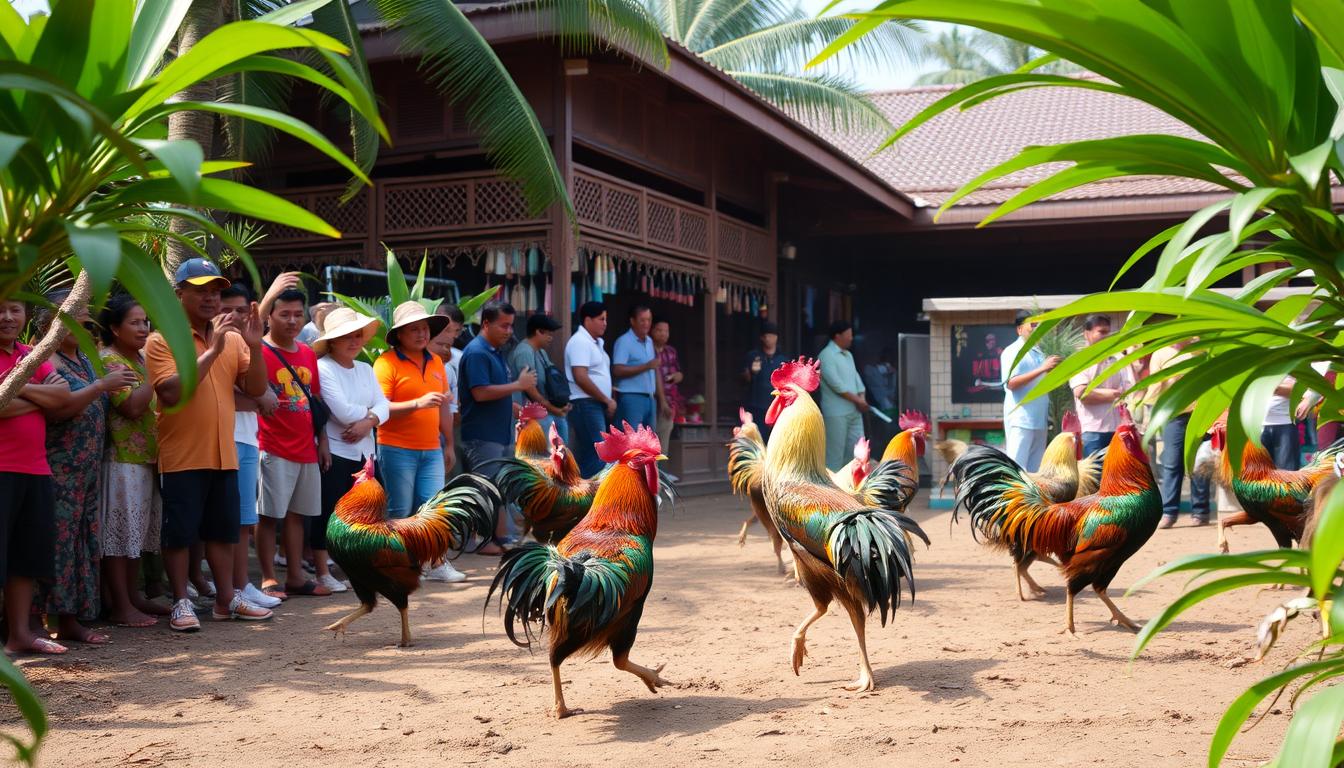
left=262, top=341, right=314, bottom=403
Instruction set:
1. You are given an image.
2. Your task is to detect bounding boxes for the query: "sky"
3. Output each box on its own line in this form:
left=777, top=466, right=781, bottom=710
left=7, top=0, right=941, bottom=90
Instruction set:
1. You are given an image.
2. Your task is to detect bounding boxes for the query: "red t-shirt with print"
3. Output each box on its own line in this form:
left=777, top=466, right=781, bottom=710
left=0, top=343, right=56, bottom=475
left=258, top=341, right=321, bottom=463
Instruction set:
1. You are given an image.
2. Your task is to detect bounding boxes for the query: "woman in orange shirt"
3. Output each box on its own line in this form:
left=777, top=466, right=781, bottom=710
left=374, top=302, right=455, bottom=519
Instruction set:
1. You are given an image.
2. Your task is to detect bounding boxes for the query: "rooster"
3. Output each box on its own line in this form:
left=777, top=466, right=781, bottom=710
left=955, top=420, right=1161, bottom=633
left=487, top=423, right=670, bottom=718
left=761, top=358, right=928, bottom=691
left=950, top=422, right=1106, bottom=600
left=728, top=408, right=789, bottom=575
left=829, top=438, right=873, bottom=492
left=324, top=458, right=500, bottom=646
left=864, top=411, right=931, bottom=512
left=1212, top=424, right=1344, bottom=552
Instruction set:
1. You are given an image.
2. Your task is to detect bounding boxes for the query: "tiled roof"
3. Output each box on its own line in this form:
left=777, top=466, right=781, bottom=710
left=815, top=79, right=1228, bottom=210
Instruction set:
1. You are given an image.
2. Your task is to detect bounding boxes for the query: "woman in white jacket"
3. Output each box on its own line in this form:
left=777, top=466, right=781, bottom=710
left=313, top=308, right=390, bottom=594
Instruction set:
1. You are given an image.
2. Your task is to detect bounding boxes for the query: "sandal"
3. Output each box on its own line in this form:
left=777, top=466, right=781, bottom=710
left=283, top=580, right=332, bottom=597
left=260, top=583, right=289, bottom=601
left=7, top=637, right=68, bottom=656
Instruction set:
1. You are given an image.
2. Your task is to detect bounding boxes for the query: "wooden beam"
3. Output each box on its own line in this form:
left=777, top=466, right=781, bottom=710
left=705, top=142, right=719, bottom=430
left=551, top=61, right=574, bottom=358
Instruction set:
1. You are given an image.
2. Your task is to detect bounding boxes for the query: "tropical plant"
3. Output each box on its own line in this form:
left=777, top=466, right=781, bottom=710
left=644, top=0, right=922, bottom=132
left=1030, top=308, right=1083, bottom=441
left=0, top=653, right=45, bottom=766
left=816, top=0, right=1344, bottom=764
left=0, top=0, right=386, bottom=412
left=915, top=26, right=1082, bottom=86
left=329, top=248, right=502, bottom=365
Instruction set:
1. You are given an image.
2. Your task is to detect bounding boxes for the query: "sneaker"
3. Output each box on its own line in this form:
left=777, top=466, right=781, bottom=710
left=274, top=553, right=287, bottom=568
left=242, top=583, right=283, bottom=609
left=1192, top=517, right=1211, bottom=527
left=302, top=559, right=316, bottom=574
left=317, top=574, right=349, bottom=593
left=1159, top=515, right=1177, bottom=529
left=423, top=562, right=466, bottom=583
left=170, top=598, right=200, bottom=632
left=212, top=594, right=273, bottom=622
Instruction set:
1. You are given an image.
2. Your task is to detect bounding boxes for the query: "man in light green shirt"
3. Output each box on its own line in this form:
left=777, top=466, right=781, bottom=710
left=817, top=320, right=867, bottom=470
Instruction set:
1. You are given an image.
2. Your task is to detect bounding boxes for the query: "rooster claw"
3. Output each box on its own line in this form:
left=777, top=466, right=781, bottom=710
left=790, top=636, right=809, bottom=675
left=553, top=706, right=583, bottom=719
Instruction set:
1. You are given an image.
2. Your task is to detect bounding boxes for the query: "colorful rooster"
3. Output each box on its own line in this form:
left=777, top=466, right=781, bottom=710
left=830, top=438, right=874, bottom=492
left=950, top=424, right=1106, bottom=600
left=864, top=411, right=931, bottom=511
left=954, top=422, right=1162, bottom=633
left=487, top=424, right=670, bottom=718
left=1212, top=424, right=1344, bottom=552
left=324, top=458, right=500, bottom=646
left=761, top=358, right=928, bottom=691
left=728, top=407, right=789, bottom=575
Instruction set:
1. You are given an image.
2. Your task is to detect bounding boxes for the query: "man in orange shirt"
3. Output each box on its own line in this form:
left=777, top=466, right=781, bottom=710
left=146, top=259, right=276, bottom=631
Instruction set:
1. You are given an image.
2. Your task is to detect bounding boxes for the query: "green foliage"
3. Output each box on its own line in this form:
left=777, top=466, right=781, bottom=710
left=0, top=0, right=384, bottom=403
left=817, top=1, right=1344, bottom=764
left=0, top=654, right=46, bottom=766
left=1030, top=307, right=1083, bottom=440
left=915, top=26, right=1083, bottom=86
left=646, top=0, right=921, bottom=133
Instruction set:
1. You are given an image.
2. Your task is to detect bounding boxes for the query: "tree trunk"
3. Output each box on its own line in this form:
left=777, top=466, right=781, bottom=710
left=0, top=270, right=91, bottom=411
left=164, top=0, right=228, bottom=275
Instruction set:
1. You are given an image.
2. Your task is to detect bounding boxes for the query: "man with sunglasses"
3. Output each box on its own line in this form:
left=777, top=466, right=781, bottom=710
left=1000, top=310, right=1061, bottom=473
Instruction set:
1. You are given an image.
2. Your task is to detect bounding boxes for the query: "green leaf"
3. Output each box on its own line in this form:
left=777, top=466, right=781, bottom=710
left=1229, top=187, right=1292, bottom=243
left=134, top=138, right=204, bottom=202
left=1132, top=571, right=1312, bottom=661
left=125, top=0, right=193, bottom=89
left=1310, top=481, right=1344, bottom=599
left=254, top=0, right=334, bottom=26
left=105, top=178, right=339, bottom=238
left=1209, top=657, right=1344, bottom=767
left=62, top=222, right=121, bottom=297
left=1276, top=680, right=1344, bottom=768
left=385, top=248, right=409, bottom=308
left=115, top=242, right=198, bottom=405
left=1289, top=139, right=1335, bottom=188
left=0, top=654, right=45, bottom=766
left=0, top=130, right=27, bottom=172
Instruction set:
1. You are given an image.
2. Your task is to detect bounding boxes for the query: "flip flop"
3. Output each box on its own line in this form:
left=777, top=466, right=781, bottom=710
left=283, top=580, right=331, bottom=597
left=260, top=583, right=289, bottom=601
left=8, top=637, right=68, bottom=656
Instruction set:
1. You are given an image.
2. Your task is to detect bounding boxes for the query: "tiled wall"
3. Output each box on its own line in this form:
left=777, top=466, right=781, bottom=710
left=927, top=310, right=1019, bottom=485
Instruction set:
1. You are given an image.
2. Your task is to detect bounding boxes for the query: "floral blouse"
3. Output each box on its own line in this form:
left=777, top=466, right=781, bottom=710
left=101, top=348, right=158, bottom=464
left=657, top=344, right=685, bottom=413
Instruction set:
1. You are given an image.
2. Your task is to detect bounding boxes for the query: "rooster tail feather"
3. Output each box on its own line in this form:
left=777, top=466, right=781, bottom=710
left=950, top=444, right=1055, bottom=552
left=728, top=434, right=765, bottom=497
left=486, top=542, right=555, bottom=648
left=827, top=509, right=929, bottom=626
left=413, top=473, right=500, bottom=560
left=1076, top=447, right=1108, bottom=498
left=854, top=458, right=918, bottom=510
left=488, top=458, right=548, bottom=505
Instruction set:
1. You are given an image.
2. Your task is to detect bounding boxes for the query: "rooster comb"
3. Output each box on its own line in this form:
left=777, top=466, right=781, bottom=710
left=854, top=437, right=871, bottom=461
left=1061, top=410, right=1081, bottom=434
left=770, top=357, right=821, bottom=393
left=899, top=410, right=931, bottom=432
left=595, top=421, right=662, bottom=463
left=739, top=407, right=754, bottom=426
left=519, top=401, right=547, bottom=423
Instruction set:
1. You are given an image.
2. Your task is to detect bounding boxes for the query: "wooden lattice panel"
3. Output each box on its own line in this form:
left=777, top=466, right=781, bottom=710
left=603, top=185, right=640, bottom=235
left=717, top=217, right=771, bottom=276
left=313, top=188, right=369, bottom=239
left=678, top=209, right=708, bottom=254
left=646, top=199, right=676, bottom=246
left=382, top=181, right=469, bottom=234
left=574, top=176, right=603, bottom=224
left=475, top=179, right=531, bottom=225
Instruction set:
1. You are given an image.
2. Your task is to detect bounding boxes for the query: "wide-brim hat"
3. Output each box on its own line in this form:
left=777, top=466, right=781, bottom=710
left=386, top=301, right=449, bottom=348
left=314, top=307, right=381, bottom=357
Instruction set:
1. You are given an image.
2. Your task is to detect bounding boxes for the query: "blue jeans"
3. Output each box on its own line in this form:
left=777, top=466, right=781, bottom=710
left=1082, top=431, right=1113, bottom=458
left=462, top=439, right=513, bottom=539
left=567, top=398, right=609, bottom=478
left=236, top=442, right=259, bottom=526
left=379, top=445, right=444, bottom=519
left=1261, top=423, right=1301, bottom=470
left=615, top=392, right=656, bottom=430
left=1159, top=413, right=1210, bottom=517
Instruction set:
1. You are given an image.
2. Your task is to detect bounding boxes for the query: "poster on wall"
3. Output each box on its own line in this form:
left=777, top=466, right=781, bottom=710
left=951, top=323, right=1015, bottom=404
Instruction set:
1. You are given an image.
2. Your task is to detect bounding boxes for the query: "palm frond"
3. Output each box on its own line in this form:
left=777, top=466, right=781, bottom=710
left=368, top=0, right=572, bottom=220
left=218, top=67, right=294, bottom=170
left=913, top=68, right=991, bottom=86
left=309, top=0, right=381, bottom=201
left=675, top=0, right=792, bottom=50
left=531, top=0, right=669, bottom=67
left=701, top=16, right=921, bottom=74
left=727, top=70, right=893, bottom=134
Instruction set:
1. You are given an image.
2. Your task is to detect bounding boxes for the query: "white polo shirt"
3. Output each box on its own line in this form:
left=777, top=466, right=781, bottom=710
left=565, top=325, right=611, bottom=400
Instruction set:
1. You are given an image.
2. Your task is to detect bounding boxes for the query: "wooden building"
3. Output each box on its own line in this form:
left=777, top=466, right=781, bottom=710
left=251, top=3, right=914, bottom=492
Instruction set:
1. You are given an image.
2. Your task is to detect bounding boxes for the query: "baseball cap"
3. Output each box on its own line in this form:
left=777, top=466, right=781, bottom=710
left=527, top=314, right=563, bottom=335
left=173, top=258, right=230, bottom=288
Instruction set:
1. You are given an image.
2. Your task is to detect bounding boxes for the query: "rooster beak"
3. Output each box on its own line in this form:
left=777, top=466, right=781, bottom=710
left=656, top=454, right=668, bottom=462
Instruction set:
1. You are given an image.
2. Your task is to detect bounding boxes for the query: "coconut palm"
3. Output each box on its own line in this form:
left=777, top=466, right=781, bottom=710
left=643, top=0, right=922, bottom=132
left=916, top=26, right=1081, bottom=85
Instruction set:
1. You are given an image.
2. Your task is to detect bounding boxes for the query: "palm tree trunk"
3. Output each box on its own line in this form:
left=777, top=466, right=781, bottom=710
left=0, top=270, right=91, bottom=411
left=164, top=0, right=229, bottom=274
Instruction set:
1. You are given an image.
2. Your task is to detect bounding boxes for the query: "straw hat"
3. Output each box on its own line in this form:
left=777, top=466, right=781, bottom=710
left=386, top=301, right=448, bottom=348
left=314, top=307, right=381, bottom=357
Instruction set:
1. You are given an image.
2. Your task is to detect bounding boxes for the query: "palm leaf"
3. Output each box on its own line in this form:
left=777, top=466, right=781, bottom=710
left=728, top=70, right=893, bottom=133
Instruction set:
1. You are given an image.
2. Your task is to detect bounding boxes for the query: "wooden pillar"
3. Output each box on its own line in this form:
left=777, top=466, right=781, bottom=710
left=705, top=141, right=719, bottom=430
left=550, top=58, right=576, bottom=357
left=766, top=175, right=779, bottom=326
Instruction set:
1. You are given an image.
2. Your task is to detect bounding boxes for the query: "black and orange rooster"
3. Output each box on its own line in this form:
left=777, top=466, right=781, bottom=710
left=950, top=415, right=1106, bottom=600
left=488, top=423, right=670, bottom=718
left=1213, top=423, right=1344, bottom=552
left=859, top=411, right=931, bottom=512
left=487, top=403, right=674, bottom=544
left=728, top=408, right=789, bottom=575
left=324, top=458, right=500, bottom=646
left=955, top=421, right=1161, bottom=633
left=761, top=358, right=928, bottom=692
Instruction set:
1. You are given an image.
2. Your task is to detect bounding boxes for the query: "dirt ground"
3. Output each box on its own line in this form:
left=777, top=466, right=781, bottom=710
left=14, top=492, right=1309, bottom=767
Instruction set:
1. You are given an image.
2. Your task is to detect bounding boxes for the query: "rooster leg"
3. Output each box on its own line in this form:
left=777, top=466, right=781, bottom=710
left=790, top=599, right=829, bottom=676
left=737, top=516, right=754, bottom=547
left=550, top=665, right=580, bottom=719
left=840, top=601, right=875, bottom=692
left=1016, top=557, right=1048, bottom=601
left=398, top=607, right=414, bottom=648
left=1035, top=554, right=1060, bottom=568
left=613, top=654, right=672, bottom=693
left=1095, top=587, right=1141, bottom=632
left=1062, top=591, right=1076, bottom=635
left=324, top=603, right=372, bottom=637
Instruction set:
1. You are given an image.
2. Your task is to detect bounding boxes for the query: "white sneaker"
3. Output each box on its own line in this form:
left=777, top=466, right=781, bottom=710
left=317, top=574, right=349, bottom=593
left=423, top=562, right=466, bottom=583
left=242, top=583, right=283, bottom=609
left=274, top=553, right=287, bottom=567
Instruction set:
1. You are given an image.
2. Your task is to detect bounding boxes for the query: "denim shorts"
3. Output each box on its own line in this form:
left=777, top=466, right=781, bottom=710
left=236, top=441, right=259, bottom=527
